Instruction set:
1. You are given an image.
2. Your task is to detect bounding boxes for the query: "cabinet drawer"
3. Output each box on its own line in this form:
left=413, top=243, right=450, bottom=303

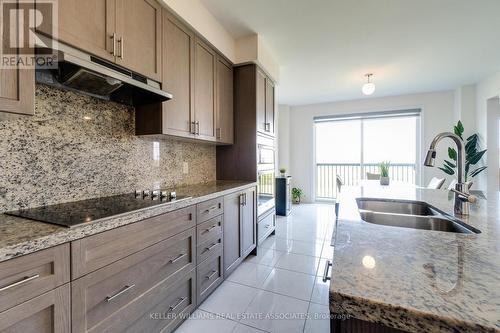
left=72, top=228, right=195, bottom=333
left=0, top=284, right=70, bottom=333
left=0, top=244, right=70, bottom=313
left=197, top=249, right=223, bottom=305
left=258, top=210, right=276, bottom=245
left=89, top=269, right=196, bottom=333
left=197, top=215, right=223, bottom=245
left=197, top=197, right=223, bottom=223
left=197, top=233, right=222, bottom=264
left=72, top=205, right=196, bottom=278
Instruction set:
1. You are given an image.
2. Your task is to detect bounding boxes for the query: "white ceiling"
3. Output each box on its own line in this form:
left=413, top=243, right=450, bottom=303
left=200, top=0, right=500, bottom=106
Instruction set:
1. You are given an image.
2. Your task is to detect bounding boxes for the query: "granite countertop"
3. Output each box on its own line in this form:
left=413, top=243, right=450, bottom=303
left=329, top=185, right=500, bottom=333
left=0, top=180, right=256, bottom=263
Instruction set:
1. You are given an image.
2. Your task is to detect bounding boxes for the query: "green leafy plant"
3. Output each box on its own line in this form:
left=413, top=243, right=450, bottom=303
left=439, top=120, right=487, bottom=181
left=379, top=161, right=390, bottom=177
left=292, top=187, right=303, bottom=203
left=279, top=167, right=287, bottom=174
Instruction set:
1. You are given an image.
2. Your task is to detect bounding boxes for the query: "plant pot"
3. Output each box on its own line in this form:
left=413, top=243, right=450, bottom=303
left=293, top=197, right=300, bottom=204
left=380, top=177, right=390, bottom=186
left=280, top=173, right=286, bottom=177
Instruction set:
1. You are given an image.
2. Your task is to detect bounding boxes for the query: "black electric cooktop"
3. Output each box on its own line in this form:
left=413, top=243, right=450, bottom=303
left=6, top=192, right=191, bottom=228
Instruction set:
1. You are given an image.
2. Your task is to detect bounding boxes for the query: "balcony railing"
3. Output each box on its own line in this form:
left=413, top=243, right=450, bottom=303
left=316, top=163, right=416, bottom=199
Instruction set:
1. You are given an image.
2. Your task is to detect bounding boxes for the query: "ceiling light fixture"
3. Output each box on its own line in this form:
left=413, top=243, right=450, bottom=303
left=362, top=73, right=375, bottom=95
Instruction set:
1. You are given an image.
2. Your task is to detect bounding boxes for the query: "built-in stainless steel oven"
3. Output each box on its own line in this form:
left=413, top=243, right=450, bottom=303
left=257, top=135, right=275, bottom=216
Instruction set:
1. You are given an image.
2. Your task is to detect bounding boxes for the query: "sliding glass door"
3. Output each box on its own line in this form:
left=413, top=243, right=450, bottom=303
left=315, top=110, right=420, bottom=200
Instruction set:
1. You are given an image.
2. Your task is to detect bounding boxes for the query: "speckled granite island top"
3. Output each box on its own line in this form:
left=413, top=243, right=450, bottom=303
left=330, top=185, right=500, bottom=333
left=0, top=180, right=256, bottom=263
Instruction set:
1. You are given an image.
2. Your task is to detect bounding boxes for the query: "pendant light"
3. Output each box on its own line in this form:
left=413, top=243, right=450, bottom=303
left=362, top=73, right=375, bottom=95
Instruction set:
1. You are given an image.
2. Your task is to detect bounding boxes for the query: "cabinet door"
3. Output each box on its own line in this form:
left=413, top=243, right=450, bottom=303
left=241, top=187, right=257, bottom=257
left=194, top=38, right=217, bottom=141
left=0, top=284, right=70, bottom=333
left=256, top=69, right=267, bottom=134
left=223, top=191, right=242, bottom=276
left=161, top=10, right=195, bottom=138
left=265, top=78, right=275, bottom=135
left=40, top=0, right=116, bottom=62
left=215, top=56, right=234, bottom=144
left=116, top=0, right=162, bottom=81
left=0, top=1, right=35, bottom=116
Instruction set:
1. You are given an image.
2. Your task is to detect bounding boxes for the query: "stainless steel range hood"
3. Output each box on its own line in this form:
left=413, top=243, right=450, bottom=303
left=35, top=35, right=172, bottom=106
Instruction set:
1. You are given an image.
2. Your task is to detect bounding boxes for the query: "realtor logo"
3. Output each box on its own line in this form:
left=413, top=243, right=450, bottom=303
left=1, top=0, right=58, bottom=69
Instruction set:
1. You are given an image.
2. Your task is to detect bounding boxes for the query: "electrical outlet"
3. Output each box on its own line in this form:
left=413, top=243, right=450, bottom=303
left=182, top=162, right=189, bottom=174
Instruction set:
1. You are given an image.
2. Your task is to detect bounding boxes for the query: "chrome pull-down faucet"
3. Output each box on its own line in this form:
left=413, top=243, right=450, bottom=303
left=424, top=132, right=476, bottom=215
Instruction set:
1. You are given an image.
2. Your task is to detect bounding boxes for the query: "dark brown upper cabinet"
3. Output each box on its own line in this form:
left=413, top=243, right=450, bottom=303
left=158, top=9, right=195, bottom=138
left=37, top=0, right=161, bottom=81
left=216, top=56, right=234, bottom=144
left=256, top=68, right=275, bottom=136
left=265, top=77, right=275, bottom=135
left=256, top=69, right=267, bottom=134
left=115, top=0, right=162, bottom=81
left=194, top=37, right=217, bottom=141
left=0, top=0, right=35, bottom=116
left=136, top=8, right=232, bottom=144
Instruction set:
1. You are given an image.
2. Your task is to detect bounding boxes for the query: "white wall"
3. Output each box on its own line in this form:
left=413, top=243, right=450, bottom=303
left=161, top=0, right=235, bottom=61
left=161, top=0, right=280, bottom=81
left=285, top=91, right=456, bottom=202
left=476, top=71, right=500, bottom=191
left=235, top=35, right=280, bottom=82
left=277, top=105, right=291, bottom=172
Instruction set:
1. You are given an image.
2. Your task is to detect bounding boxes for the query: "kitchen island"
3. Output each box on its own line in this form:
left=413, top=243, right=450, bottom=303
left=329, top=185, right=500, bottom=333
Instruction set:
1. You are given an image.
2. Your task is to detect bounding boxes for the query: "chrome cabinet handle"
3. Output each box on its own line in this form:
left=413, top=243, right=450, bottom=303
left=216, top=128, right=221, bottom=139
left=202, top=224, right=218, bottom=234
left=0, top=274, right=39, bottom=292
left=205, top=270, right=218, bottom=280
left=239, top=194, right=244, bottom=206
left=110, top=33, right=116, bottom=56
left=106, top=284, right=135, bottom=303
left=204, top=204, right=219, bottom=214
left=204, top=242, right=219, bottom=253
left=169, top=253, right=187, bottom=264
left=117, top=36, right=124, bottom=59
left=168, top=297, right=187, bottom=312
left=195, top=121, right=200, bottom=135
left=322, top=260, right=332, bottom=282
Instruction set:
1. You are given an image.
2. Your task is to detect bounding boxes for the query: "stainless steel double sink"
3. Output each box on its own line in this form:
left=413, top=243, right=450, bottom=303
left=356, top=198, right=480, bottom=234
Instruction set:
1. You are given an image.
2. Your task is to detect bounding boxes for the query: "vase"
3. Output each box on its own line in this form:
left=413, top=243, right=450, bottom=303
left=380, top=177, right=390, bottom=186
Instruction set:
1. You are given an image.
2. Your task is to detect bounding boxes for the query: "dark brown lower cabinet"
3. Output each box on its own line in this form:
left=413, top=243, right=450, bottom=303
left=0, top=284, right=70, bottom=333
left=223, top=187, right=257, bottom=277
left=83, top=269, right=196, bottom=333
left=72, top=228, right=196, bottom=333
left=258, top=209, right=276, bottom=245
left=197, top=248, right=223, bottom=305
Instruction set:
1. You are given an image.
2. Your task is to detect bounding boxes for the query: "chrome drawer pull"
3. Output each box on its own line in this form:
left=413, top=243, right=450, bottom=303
left=168, top=297, right=187, bottom=312
left=204, top=204, right=220, bottom=214
left=105, top=284, right=135, bottom=303
left=202, top=224, right=218, bottom=234
left=0, top=274, right=39, bottom=292
left=204, top=243, right=219, bottom=253
left=205, top=270, right=218, bottom=280
left=322, top=260, right=332, bottom=283
left=265, top=224, right=271, bottom=229
left=169, top=253, right=187, bottom=264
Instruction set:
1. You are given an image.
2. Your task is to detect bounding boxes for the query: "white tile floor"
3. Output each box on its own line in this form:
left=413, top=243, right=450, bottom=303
left=175, top=203, right=335, bottom=333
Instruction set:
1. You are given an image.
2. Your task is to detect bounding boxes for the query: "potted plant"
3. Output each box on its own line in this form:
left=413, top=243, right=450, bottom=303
left=292, top=187, right=303, bottom=204
left=279, top=167, right=287, bottom=177
left=379, top=161, right=390, bottom=185
left=439, top=120, right=487, bottom=186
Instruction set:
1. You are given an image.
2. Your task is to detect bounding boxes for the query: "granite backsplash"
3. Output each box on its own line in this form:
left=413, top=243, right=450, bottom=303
left=0, top=85, right=216, bottom=212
